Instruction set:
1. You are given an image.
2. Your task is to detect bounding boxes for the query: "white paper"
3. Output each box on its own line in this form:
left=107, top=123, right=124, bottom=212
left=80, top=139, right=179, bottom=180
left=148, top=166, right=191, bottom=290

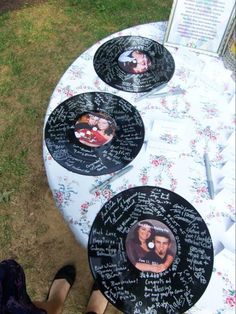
left=165, top=0, right=235, bottom=55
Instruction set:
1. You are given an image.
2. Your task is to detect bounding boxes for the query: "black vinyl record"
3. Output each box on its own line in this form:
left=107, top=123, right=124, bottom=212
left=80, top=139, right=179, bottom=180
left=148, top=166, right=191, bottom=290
left=93, top=36, right=175, bottom=93
left=44, top=92, right=144, bottom=176
left=88, top=186, right=214, bottom=314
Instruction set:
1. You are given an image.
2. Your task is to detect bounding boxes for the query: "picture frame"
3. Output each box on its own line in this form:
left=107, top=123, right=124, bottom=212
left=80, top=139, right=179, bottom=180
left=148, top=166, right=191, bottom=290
left=164, top=0, right=235, bottom=57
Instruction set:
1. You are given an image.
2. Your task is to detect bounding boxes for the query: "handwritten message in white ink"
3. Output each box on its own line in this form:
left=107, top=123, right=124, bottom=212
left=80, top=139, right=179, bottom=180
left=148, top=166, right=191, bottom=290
left=45, top=92, right=144, bottom=175
left=88, top=186, right=214, bottom=313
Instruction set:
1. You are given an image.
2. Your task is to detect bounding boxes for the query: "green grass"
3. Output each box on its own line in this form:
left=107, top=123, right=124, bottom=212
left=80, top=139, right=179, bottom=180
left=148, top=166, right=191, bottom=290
left=0, top=0, right=172, bottom=195
left=64, top=0, right=172, bottom=42
left=0, top=1, right=173, bottom=312
left=0, top=214, right=12, bottom=249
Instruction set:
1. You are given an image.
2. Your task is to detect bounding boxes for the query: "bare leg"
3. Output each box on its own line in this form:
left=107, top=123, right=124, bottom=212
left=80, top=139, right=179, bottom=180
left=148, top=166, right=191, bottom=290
left=85, top=286, right=108, bottom=314
left=34, top=278, right=71, bottom=314
left=33, top=262, right=77, bottom=314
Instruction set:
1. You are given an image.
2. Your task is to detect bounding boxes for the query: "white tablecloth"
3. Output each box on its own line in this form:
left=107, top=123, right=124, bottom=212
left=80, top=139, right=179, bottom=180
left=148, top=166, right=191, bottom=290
left=43, top=22, right=235, bottom=313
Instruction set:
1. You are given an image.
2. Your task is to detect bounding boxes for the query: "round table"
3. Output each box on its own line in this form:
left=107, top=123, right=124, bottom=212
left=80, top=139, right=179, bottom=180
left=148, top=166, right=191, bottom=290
left=43, top=22, right=235, bottom=313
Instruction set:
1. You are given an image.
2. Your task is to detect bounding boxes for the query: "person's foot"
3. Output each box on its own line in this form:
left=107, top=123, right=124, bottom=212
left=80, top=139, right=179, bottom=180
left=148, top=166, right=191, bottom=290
left=85, top=282, right=108, bottom=314
left=48, top=264, right=76, bottom=300
left=33, top=265, right=76, bottom=314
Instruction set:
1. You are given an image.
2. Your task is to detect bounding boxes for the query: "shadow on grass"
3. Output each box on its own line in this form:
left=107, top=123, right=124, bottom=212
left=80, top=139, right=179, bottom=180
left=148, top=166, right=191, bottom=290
left=0, top=0, right=47, bottom=14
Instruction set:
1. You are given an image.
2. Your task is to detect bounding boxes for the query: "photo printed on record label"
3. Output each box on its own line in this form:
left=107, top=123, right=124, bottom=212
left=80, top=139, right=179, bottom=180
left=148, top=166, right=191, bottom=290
left=74, top=112, right=116, bottom=148
left=94, top=36, right=175, bottom=92
left=118, top=50, right=152, bottom=74
left=45, top=92, right=144, bottom=176
left=126, top=219, right=177, bottom=273
left=88, top=186, right=214, bottom=314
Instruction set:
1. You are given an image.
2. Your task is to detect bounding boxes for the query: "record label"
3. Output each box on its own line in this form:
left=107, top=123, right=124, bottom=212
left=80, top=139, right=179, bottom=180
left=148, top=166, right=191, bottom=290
left=88, top=186, right=214, bottom=314
left=93, top=36, right=175, bottom=93
left=74, top=112, right=116, bottom=148
left=126, top=219, right=177, bottom=273
left=45, top=92, right=144, bottom=176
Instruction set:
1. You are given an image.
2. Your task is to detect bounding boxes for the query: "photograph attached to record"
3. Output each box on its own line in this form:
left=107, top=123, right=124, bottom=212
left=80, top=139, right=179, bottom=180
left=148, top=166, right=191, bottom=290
left=44, top=92, right=144, bottom=176
left=93, top=36, right=175, bottom=93
left=88, top=186, right=214, bottom=314
left=74, top=111, right=116, bottom=148
left=126, top=219, right=177, bottom=273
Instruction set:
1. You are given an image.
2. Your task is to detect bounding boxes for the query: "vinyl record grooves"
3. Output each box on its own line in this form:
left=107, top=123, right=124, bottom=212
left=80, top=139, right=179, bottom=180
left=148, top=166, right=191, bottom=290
left=44, top=92, right=144, bottom=176
left=93, top=36, right=175, bottom=92
left=88, top=186, right=214, bottom=314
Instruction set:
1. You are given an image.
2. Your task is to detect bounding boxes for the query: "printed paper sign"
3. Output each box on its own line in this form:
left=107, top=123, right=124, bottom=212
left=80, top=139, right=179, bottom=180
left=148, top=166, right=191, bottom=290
left=164, top=0, right=235, bottom=56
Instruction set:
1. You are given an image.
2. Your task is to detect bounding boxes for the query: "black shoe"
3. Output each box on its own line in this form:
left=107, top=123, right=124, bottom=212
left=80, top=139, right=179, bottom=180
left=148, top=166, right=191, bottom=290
left=46, top=264, right=76, bottom=300
left=53, top=264, right=76, bottom=286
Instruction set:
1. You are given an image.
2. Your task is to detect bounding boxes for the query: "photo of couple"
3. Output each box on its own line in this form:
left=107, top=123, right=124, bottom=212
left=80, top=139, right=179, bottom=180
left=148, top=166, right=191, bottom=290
left=118, top=49, right=152, bottom=74
left=126, top=219, right=176, bottom=273
left=74, top=112, right=116, bottom=148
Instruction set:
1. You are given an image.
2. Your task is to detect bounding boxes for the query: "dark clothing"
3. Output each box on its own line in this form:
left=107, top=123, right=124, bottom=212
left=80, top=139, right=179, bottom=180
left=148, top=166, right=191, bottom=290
left=126, top=239, right=149, bottom=265
left=143, top=251, right=168, bottom=265
left=74, top=123, right=93, bottom=131
left=0, top=259, right=46, bottom=314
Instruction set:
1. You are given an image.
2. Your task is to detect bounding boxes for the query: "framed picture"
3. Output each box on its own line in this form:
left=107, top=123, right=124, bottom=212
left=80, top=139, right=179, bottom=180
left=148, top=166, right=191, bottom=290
left=164, top=0, right=235, bottom=56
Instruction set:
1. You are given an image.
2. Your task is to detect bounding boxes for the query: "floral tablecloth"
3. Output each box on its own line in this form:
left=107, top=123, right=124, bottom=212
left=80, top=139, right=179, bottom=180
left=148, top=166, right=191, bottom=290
left=43, top=22, right=235, bottom=313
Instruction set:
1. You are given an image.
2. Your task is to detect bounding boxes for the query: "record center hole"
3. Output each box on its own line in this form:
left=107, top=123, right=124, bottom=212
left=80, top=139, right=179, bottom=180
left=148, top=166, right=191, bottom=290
left=148, top=242, right=154, bottom=249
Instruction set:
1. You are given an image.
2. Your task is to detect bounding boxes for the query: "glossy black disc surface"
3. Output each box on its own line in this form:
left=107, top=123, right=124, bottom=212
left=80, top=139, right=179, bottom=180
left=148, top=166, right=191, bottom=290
left=45, top=92, right=144, bottom=175
left=93, top=36, right=175, bottom=92
left=88, top=186, right=214, bottom=313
